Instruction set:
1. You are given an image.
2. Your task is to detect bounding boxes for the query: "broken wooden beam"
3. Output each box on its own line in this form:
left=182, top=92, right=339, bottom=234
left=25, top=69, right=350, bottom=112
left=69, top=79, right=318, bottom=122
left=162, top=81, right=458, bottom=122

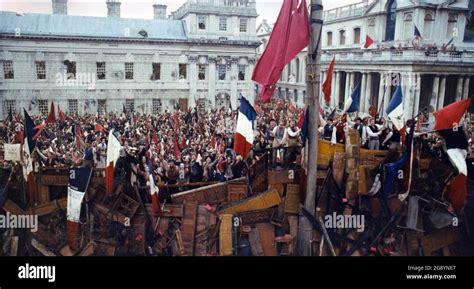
left=31, top=238, right=56, bottom=256
left=219, top=188, right=281, bottom=215
left=181, top=201, right=198, bottom=256
left=219, top=214, right=233, bottom=256
left=28, top=198, right=67, bottom=216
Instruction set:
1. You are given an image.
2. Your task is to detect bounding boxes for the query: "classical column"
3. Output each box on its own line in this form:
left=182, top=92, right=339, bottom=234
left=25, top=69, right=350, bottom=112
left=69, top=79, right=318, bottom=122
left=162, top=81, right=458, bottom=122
left=247, top=57, right=256, bottom=104
left=335, top=71, right=342, bottom=108
left=438, top=76, right=447, bottom=109
left=320, top=70, right=325, bottom=105
left=455, top=76, right=464, bottom=102
left=345, top=72, right=351, bottom=104
left=402, top=73, right=414, bottom=120
left=378, top=72, right=385, bottom=114
left=331, top=71, right=337, bottom=108
left=360, top=72, right=367, bottom=112
left=430, top=76, right=440, bottom=111
left=230, top=57, right=239, bottom=109
left=208, top=56, right=217, bottom=108
left=188, top=55, right=198, bottom=109
left=463, top=76, right=470, bottom=100
left=365, top=72, right=372, bottom=113
left=413, top=73, right=421, bottom=117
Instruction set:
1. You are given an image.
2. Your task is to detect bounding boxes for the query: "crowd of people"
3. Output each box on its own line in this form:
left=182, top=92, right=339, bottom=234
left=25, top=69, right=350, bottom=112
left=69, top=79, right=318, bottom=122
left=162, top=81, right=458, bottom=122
left=0, top=100, right=472, bottom=201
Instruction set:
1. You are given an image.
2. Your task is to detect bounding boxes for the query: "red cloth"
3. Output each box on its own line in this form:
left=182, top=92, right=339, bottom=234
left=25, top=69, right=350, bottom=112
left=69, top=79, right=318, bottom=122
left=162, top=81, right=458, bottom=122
left=47, top=101, right=56, bottom=124
left=297, top=109, right=305, bottom=129
left=173, top=134, right=181, bottom=160
left=364, top=35, right=374, bottom=49
left=446, top=174, right=468, bottom=212
left=106, top=161, right=114, bottom=195
left=288, top=102, right=297, bottom=113
left=58, top=105, right=66, bottom=122
left=95, top=123, right=104, bottom=133
left=433, top=97, right=472, bottom=131
left=252, top=0, right=309, bottom=102
left=322, top=56, right=336, bottom=104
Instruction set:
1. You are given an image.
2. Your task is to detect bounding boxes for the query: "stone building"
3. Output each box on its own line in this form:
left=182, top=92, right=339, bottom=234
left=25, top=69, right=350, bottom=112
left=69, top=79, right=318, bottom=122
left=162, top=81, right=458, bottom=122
left=258, top=0, right=474, bottom=119
left=0, top=0, right=259, bottom=118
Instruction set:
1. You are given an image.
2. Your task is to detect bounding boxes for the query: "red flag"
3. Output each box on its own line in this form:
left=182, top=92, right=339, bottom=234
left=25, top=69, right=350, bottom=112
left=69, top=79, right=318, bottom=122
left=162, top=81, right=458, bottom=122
left=32, top=121, right=46, bottom=140
left=252, top=0, right=309, bottom=102
left=75, top=125, right=83, bottom=150
left=322, top=56, right=335, bottom=105
left=364, top=35, right=374, bottom=49
left=369, top=105, right=377, bottom=118
left=58, top=105, right=66, bottom=122
left=47, top=101, right=56, bottom=124
left=445, top=174, right=468, bottom=212
left=433, top=97, right=472, bottom=131
left=105, top=161, right=114, bottom=195
left=95, top=123, right=104, bottom=133
left=297, top=109, right=305, bottom=128
left=173, top=134, right=181, bottom=160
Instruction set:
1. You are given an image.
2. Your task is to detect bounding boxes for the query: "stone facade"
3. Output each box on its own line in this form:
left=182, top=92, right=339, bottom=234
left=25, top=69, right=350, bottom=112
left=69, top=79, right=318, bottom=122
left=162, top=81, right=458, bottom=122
left=258, top=0, right=474, bottom=119
left=0, top=0, right=259, bottom=118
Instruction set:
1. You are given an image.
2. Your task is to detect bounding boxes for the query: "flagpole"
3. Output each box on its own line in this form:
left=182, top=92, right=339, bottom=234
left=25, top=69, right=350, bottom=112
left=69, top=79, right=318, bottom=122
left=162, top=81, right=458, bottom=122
left=298, top=0, right=323, bottom=256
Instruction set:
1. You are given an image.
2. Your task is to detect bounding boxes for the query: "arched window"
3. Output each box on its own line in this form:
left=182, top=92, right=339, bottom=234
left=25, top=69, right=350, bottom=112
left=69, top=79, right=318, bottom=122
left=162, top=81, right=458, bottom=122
left=339, top=30, right=346, bottom=45
left=287, top=60, right=292, bottom=82
left=403, top=13, right=413, bottom=40
left=423, top=12, right=434, bottom=39
left=447, top=13, right=458, bottom=39
left=385, top=0, right=397, bottom=41
left=353, top=27, right=361, bottom=44
left=327, top=31, right=333, bottom=46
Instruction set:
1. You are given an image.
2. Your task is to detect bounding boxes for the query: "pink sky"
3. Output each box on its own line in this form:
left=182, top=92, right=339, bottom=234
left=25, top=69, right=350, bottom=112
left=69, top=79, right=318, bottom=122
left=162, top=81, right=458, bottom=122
left=0, top=0, right=362, bottom=23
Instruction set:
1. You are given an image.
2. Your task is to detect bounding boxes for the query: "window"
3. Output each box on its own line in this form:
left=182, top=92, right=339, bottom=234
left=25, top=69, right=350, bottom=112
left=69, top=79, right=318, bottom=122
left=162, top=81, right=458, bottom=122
left=294, top=90, right=298, bottom=103
left=3, top=99, right=15, bottom=116
left=403, top=13, right=413, bottom=40
left=152, top=63, right=161, bottom=80
left=64, top=61, right=76, bottom=80
left=198, top=15, right=207, bottom=30
left=385, top=0, right=397, bottom=41
left=295, top=58, right=300, bottom=83
left=353, top=28, right=361, bottom=44
left=97, top=99, right=106, bottom=116
left=38, top=100, right=49, bottom=116
left=96, top=62, right=106, bottom=80
left=125, top=99, right=135, bottom=112
left=219, top=17, right=227, bottom=31
left=240, top=18, right=248, bottom=32
left=179, top=64, right=187, bottom=80
left=152, top=99, right=162, bottom=114
left=287, top=61, right=292, bottom=82
left=238, top=65, right=246, bottom=81
left=218, top=64, right=227, bottom=80
left=35, top=61, right=46, bottom=80
left=327, top=31, right=333, bottom=46
left=447, top=13, right=458, bottom=39
left=339, top=30, right=346, bottom=45
left=424, top=12, right=434, bottom=40
left=367, top=18, right=375, bottom=38
left=3, top=60, right=14, bottom=79
left=68, top=100, right=78, bottom=115
left=198, top=64, right=206, bottom=80
left=125, top=62, right=134, bottom=80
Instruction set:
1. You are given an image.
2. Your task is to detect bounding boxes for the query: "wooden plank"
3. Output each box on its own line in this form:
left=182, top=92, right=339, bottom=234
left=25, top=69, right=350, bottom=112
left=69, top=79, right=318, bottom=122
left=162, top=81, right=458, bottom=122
left=236, top=208, right=276, bottom=226
left=38, top=185, right=50, bottom=204
left=146, top=204, right=183, bottom=218
left=219, top=188, right=281, bottom=215
left=93, top=203, right=127, bottom=223
left=249, top=228, right=264, bottom=256
left=2, top=199, right=27, bottom=215
left=174, top=229, right=186, bottom=256
left=28, top=198, right=67, bottom=216
left=78, top=241, right=96, bottom=256
left=195, top=206, right=217, bottom=256
left=31, top=238, right=56, bottom=256
left=421, top=227, right=461, bottom=255
left=181, top=201, right=198, bottom=256
left=268, top=170, right=300, bottom=185
left=288, top=216, right=298, bottom=255
left=332, top=153, right=346, bottom=189
left=255, top=223, right=276, bottom=256
left=219, top=214, right=233, bottom=256
left=172, top=181, right=229, bottom=205
left=269, top=184, right=285, bottom=196
left=227, top=183, right=248, bottom=204
left=285, top=184, right=300, bottom=215
left=59, top=245, right=75, bottom=257
left=9, top=236, right=18, bottom=256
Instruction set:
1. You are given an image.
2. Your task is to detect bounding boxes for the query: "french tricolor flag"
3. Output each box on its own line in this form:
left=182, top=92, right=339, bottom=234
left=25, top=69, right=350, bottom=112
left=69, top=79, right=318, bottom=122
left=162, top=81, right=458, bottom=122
left=386, top=85, right=405, bottom=130
left=233, top=95, right=257, bottom=159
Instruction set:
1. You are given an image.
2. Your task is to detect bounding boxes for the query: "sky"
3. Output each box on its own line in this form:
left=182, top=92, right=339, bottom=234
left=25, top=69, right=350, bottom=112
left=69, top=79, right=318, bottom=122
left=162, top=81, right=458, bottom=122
left=0, top=0, right=362, bottom=24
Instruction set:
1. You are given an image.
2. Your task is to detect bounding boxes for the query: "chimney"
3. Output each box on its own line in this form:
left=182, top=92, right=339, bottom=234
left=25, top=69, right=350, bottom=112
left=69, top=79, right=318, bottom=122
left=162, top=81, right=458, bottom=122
left=52, top=0, right=68, bottom=15
left=153, top=4, right=167, bottom=20
left=106, top=0, right=121, bottom=18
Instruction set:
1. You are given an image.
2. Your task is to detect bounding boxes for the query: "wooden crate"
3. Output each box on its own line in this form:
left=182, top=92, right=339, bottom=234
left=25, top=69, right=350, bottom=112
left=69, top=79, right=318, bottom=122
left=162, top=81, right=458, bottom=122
left=285, top=184, right=300, bottom=215
left=227, top=183, right=248, bottom=204
left=172, top=180, right=231, bottom=205
left=219, top=214, right=233, bottom=256
left=236, top=208, right=277, bottom=226
left=219, top=188, right=281, bottom=215
left=268, top=169, right=300, bottom=185
left=255, top=223, right=277, bottom=256
left=182, top=201, right=198, bottom=256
